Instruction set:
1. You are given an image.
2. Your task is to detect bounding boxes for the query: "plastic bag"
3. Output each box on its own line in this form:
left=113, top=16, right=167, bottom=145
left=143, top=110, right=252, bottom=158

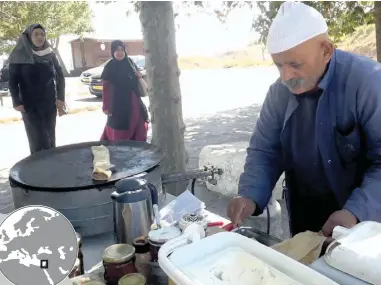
left=270, top=231, right=327, bottom=265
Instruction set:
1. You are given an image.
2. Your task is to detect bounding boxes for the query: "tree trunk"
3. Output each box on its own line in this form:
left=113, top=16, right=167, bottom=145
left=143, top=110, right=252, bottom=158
left=139, top=1, right=187, bottom=196
left=51, top=37, right=69, bottom=77
left=375, top=1, right=381, bottom=62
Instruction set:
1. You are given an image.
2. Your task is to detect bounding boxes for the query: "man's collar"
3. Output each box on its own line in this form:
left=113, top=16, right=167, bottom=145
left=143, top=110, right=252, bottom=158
left=318, top=49, right=336, bottom=91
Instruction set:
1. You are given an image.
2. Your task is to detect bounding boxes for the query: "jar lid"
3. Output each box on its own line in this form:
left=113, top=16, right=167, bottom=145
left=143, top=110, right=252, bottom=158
left=148, top=226, right=181, bottom=243
left=178, top=213, right=208, bottom=230
left=118, top=273, right=146, bottom=285
left=83, top=281, right=106, bottom=285
left=102, top=244, right=135, bottom=263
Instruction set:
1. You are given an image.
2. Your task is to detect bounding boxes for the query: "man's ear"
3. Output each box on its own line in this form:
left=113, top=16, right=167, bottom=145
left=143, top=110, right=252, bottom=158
left=321, top=40, right=334, bottom=63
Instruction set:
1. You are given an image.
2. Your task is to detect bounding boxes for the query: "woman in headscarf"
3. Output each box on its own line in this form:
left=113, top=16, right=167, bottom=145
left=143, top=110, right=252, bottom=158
left=8, top=24, right=66, bottom=154
left=100, top=40, right=149, bottom=141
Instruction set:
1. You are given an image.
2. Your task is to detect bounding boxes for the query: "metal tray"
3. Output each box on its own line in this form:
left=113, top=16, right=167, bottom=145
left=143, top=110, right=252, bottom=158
left=9, top=140, right=163, bottom=191
left=234, top=226, right=283, bottom=247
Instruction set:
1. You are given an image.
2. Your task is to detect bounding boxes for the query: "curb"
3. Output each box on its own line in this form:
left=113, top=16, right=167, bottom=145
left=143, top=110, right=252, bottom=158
left=0, top=105, right=101, bottom=124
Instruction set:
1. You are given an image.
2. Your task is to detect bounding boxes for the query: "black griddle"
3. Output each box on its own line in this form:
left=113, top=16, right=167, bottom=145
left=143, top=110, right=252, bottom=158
left=9, top=140, right=163, bottom=191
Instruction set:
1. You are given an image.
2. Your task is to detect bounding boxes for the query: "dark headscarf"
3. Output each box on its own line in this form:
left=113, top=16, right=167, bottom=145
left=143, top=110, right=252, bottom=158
left=101, top=40, right=148, bottom=129
left=8, top=24, right=53, bottom=64
left=101, top=40, right=136, bottom=87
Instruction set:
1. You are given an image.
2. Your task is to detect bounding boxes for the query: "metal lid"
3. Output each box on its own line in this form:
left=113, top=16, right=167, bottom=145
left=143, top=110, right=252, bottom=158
left=118, top=273, right=146, bottom=285
left=82, top=281, right=106, bottom=285
left=115, top=178, right=148, bottom=193
left=112, top=178, right=150, bottom=203
left=179, top=213, right=208, bottom=230
left=148, top=226, right=181, bottom=243
left=102, top=244, right=135, bottom=263
left=9, top=140, right=163, bottom=191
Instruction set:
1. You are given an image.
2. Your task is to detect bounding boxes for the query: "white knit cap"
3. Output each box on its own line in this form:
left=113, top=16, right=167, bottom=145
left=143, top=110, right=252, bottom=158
left=266, top=2, right=328, bottom=54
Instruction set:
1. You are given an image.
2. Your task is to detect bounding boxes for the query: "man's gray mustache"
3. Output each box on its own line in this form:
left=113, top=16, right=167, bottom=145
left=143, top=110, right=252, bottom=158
left=282, top=78, right=304, bottom=89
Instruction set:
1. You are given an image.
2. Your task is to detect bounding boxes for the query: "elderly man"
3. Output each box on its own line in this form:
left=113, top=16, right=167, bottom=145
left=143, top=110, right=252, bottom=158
left=227, top=2, right=381, bottom=237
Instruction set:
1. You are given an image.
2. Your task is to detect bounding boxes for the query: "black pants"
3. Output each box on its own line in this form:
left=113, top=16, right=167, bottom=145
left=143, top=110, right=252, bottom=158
left=22, top=106, right=56, bottom=154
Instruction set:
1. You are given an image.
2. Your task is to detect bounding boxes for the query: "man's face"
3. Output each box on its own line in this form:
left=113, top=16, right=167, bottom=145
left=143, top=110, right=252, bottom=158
left=271, top=37, right=332, bottom=94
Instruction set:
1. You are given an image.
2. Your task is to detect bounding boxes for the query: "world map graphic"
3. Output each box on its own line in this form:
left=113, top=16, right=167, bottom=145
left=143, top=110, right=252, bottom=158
left=0, top=206, right=78, bottom=285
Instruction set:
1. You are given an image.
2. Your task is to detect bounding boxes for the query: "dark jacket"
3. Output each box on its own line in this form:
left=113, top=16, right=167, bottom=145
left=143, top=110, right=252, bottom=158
left=8, top=54, right=65, bottom=109
left=238, top=49, right=381, bottom=224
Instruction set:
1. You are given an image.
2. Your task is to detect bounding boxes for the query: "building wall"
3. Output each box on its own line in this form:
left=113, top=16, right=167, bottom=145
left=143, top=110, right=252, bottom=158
left=71, top=39, right=144, bottom=71
left=125, top=41, right=144, bottom=56
left=71, top=42, right=82, bottom=69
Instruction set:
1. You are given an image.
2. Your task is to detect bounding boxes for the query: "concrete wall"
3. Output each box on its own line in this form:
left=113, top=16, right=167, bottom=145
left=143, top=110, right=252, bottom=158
left=199, top=141, right=284, bottom=200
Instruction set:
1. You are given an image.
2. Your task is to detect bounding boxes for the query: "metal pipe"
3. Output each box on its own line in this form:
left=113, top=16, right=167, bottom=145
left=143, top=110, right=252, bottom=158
left=191, top=179, right=196, bottom=195
left=161, top=166, right=223, bottom=185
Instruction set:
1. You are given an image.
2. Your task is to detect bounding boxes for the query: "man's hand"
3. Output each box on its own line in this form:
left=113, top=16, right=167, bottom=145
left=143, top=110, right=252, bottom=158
left=322, top=209, right=358, bottom=237
left=14, top=105, right=25, bottom=112
left=103, top=109, right=109, bottom=115
left=227, top=196, right=256, bottom=227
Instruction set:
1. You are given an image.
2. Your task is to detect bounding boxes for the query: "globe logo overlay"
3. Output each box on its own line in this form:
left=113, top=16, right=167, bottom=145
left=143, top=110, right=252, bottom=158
left=0, top=205, right=78, bottom=285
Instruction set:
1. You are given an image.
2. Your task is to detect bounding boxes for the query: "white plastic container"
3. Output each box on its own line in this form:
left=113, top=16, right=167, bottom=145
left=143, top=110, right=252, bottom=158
left=158, top=230, right=339, bottom=285
left=310, top=258, right=370, bottom=285
left=324, top=221, right=381, bottom=285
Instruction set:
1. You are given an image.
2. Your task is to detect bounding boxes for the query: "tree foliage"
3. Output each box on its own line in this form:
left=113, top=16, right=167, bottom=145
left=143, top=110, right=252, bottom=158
left=201, top=1, right=374, bottom=45
left=248, top=1, right=374, bottom=45
left=0, top=1, right=93, bottom=53
left=114, top=0, right=375, bottom=46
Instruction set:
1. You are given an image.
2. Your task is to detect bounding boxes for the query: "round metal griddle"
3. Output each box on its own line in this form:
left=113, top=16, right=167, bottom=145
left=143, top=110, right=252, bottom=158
left=9, top=140, right=163, bottom=191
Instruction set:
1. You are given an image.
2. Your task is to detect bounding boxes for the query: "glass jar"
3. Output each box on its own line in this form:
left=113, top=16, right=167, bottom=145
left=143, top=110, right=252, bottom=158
left=76, top=231, right=85, bottom=275
left=118, top=273, right=146, bottom=285
left=69, top=258, right=81, bottom=278
left=103, top=244, right=138, bottom=285
left=148, top=226, right=181, bottom=262
left=132, top=236, right=151, bottom=278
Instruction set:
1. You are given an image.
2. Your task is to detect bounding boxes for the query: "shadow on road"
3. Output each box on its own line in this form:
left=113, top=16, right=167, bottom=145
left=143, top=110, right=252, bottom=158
left=75, top=97, right=102, bottom=103
left=0, top=168, right=13, bottom=214
left=184, top=104, right=261, bottom=169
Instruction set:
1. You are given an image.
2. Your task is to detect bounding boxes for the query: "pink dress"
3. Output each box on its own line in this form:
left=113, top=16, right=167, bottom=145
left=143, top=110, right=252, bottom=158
left=100, top=80, right=148, bottom=141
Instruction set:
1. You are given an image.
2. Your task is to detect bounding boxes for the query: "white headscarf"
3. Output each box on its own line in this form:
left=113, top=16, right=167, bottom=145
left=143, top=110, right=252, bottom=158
left=266, top=2, right=328, bottom=54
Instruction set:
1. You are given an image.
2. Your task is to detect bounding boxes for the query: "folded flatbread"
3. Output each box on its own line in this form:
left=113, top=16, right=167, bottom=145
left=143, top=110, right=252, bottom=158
left=91, top=145, right=113, bottom=181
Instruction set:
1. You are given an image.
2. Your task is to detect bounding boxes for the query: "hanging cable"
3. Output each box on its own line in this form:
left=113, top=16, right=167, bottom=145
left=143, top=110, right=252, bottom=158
left=266, top=205, right=270, bottom=235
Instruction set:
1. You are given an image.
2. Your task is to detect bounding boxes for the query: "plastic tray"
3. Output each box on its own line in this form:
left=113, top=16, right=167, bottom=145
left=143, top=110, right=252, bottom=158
left=159, top=231, right=339, bottom=285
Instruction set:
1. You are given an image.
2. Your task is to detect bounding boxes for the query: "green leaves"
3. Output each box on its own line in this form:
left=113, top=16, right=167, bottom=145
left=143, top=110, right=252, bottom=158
left=0, top=1, right=93, bottom=53
left=210, top=1, right=374, bottom=45
left=124, top=1, right=375, bottom=49
left=251, top=1, right=374, bottom=45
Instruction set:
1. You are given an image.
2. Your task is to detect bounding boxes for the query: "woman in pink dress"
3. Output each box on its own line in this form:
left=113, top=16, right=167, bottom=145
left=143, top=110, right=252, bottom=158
left=100, top=40, right=149, bottom=141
